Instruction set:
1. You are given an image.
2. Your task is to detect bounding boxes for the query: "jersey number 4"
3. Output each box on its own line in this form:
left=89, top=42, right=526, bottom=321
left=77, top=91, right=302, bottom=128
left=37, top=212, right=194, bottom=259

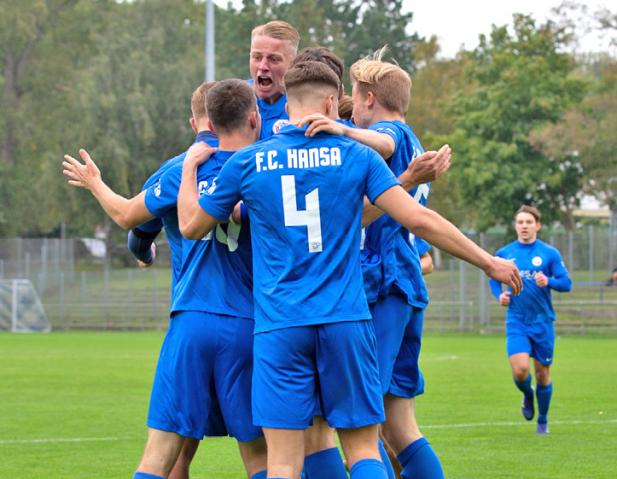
left=281, top=175, right=323, bottom=253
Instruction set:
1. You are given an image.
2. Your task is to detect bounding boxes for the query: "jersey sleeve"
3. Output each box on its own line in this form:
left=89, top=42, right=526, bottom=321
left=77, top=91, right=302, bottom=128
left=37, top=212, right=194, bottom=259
left=143, top=164, right=182, bottom=218
left=547, top=249, right=572, bottom=292
left=415, top=237, right=431, bottom=257
left=198, top=155, right=244, bottom=221
left=369, top=121, right=403, bottom=153
left=364, top=149, right=400, bottom=203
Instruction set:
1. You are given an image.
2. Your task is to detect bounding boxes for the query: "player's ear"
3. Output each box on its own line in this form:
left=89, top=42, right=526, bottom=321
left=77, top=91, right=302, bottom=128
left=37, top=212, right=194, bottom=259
left=207, top=119, right=216, bottom=134
left=366, top=91, right=376, bottom=108
left=189, top=117, right=198, bottom=134
left=536, top=221, right=542, bottom=232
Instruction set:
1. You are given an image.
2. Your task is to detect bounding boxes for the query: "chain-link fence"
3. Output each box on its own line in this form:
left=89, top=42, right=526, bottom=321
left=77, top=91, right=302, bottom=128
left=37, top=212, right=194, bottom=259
left=1, top=225, right=616, bottom=333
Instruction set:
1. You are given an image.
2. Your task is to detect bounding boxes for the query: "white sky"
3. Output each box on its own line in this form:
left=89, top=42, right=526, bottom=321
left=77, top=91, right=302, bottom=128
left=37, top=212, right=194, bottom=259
left=217, top=0, right=615, bottom=57
left=405, top=0, right=614, bottom=57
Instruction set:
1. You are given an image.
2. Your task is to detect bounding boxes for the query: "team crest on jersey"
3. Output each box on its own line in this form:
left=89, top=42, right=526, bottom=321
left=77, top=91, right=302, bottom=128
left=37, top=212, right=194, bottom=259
left=198, top=180, right=209, bottom=196
left=272, top=119, right=290, bottom=134
left=532, top=256, right=543, bottom=267
left=206, top=179, right=217, bottom=195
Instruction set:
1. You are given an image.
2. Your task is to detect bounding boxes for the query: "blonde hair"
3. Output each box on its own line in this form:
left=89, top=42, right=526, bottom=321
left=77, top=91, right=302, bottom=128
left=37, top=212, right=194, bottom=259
left=252, top=20, right=300, bottom=53
left=190, top=81, right=217, bottom=120
left=349, top=46, right=412, bottom=116
left=338, top=95, right=353, bottom=120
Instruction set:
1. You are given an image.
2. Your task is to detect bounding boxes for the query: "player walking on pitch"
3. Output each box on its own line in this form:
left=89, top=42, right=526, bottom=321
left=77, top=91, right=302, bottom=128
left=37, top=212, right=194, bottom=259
left=490, top=205, right=572, bottom=435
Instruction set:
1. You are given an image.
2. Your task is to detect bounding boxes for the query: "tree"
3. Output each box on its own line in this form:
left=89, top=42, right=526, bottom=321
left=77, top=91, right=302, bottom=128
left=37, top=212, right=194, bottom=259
left=439, top=14, right=586, bottom=230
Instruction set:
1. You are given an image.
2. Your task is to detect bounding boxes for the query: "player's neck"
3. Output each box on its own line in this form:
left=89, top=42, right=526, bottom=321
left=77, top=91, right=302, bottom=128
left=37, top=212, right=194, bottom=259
left=288, top=108, right=333, bottom=124
left=370, top=108, right=405, bottom=124
left=517, top=237, right=537, bottom=245
left=218, top=129, right=255, bottom=151
left=259, top=91, right=284, bottom=105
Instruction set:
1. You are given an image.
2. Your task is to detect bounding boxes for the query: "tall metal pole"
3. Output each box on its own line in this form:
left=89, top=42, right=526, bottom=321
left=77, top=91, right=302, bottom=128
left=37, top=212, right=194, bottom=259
left=205, top=0, right=215, bottom=81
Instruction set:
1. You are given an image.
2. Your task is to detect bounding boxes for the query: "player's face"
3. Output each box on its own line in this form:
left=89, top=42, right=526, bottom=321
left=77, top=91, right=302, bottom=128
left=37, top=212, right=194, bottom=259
left=350, top=82, right=371, bottom=128
left=515, top=212, right=540, bottom=243
left=250, top=35, right=295, bottom=103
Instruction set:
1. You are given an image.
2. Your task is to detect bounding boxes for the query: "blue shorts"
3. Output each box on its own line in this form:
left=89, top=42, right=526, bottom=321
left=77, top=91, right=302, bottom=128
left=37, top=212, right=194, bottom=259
left=147, top=311, right=262, bottom=442
left=252, top=320, right=385, bottom=430
left=506, top=318, right=555, bottom=366
left=371, top=294, right=425, bottom=397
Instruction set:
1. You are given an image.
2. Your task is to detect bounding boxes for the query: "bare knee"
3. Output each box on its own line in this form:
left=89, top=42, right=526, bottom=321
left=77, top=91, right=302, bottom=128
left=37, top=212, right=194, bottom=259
left=534, top=363, right=551, bottom=386
left=338, top=425, right=380, bottom=469
left=238, top=436, right=268, bottom=478
left=304, top=417, right=337, bottom=456
left=138, top=428, right=184, bottom=477
left=168, top=438, right=199, bottom=479
left=382, top=395, right=422, bottom=454
left=509, top=354, right=530, bottom=381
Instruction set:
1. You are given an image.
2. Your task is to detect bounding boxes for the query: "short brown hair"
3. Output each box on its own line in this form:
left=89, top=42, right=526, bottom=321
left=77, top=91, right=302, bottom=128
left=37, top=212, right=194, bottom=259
left=252, top=20, right=300, bottom=53
left=338, top=95, right=353, bottom=120
left=350, top=47, right=411, bottom=116
left=515, top=205, right=541, bottom=223
left=293, top=47, right=344, bottom=85
left=190, top=82, right=217, bottom=120
left=206, top=79, right=256, bottom=133
left=284, top=61, right=340, bottom=103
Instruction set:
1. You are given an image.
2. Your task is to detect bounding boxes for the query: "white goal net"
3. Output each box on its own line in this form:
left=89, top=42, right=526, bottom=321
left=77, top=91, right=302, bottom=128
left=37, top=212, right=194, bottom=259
left=0, top=279, right=51, bottom=332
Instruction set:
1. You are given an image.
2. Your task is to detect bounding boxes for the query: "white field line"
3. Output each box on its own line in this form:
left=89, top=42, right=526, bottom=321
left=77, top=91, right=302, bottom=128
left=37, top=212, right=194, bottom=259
left=423, top=418, right=617, bottom=429
left=0, top=436, right=134, bottom=445
left=2, top=419, right=616, bottom=445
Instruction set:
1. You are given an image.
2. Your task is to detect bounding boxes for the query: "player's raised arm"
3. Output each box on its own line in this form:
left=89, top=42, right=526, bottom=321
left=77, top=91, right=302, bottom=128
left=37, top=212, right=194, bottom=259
left=63, top=148, right=153, bottom=229
left=374, top=185, right=522, bottom=294
left=177, top=142, right=218, bottom=239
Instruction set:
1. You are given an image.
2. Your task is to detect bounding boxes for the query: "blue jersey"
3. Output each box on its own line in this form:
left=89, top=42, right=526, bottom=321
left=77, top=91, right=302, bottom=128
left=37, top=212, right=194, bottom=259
left=168, top=151, right=254, bottom=319
left=489, top=239, right=572, bottom=322
left=141, top=130, right=218, bottom=291
left=246, top=80, right=289, bottom=140
left=199, top=125, right=399, bottom=333
left=361, top=121, right=429, bottom=307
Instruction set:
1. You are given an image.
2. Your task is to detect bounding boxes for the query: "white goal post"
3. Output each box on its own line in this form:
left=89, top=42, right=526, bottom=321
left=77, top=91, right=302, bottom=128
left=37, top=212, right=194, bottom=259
left=0, top=279, right=51, bottom=332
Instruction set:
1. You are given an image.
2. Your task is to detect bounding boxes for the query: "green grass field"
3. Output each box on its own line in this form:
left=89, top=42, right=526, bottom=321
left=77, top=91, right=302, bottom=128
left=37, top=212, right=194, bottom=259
left=1, top=332, right=616, bottom=478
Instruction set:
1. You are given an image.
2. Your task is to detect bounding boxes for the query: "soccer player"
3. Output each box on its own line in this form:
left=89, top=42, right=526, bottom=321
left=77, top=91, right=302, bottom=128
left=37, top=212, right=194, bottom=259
left=64, top=81, right=218, bottom=479
left=293, top=46, right=450, bottom=479
left=178, top=61, right=521, bottom=479
left=63, top=81, right=270, bottom=478
left=490, top=205, right=572, bottom=435
left=249, top=21, right=299, bottom=139
left=346, top=51, right=445, bottom=479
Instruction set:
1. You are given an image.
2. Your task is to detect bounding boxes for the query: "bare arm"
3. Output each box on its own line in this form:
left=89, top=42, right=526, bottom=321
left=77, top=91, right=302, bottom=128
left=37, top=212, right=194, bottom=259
left=297, top=113, right=395, bottom=159
left=177, top=143, right=219, bottom=239
left=374, top=185, right=522, bottom=294
left=63, top=149, right=153, bottom=229
left=362, top=144, right=451, bottom=227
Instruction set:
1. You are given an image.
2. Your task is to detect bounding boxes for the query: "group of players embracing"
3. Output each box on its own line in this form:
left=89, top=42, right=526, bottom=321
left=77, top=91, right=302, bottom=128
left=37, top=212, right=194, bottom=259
left=63, top=20, right=524, bottom=479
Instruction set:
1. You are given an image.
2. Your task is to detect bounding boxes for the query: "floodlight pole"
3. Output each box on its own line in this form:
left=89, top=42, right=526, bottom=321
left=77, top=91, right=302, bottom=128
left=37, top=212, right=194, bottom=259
left=205, top=0, right=215, bottom=82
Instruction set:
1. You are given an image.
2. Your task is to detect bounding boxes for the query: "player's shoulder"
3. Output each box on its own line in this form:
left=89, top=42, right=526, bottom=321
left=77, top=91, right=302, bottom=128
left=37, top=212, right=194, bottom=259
left=497, top=241, right=518, bottom=255
left=536, top=239, right=563, bottom=257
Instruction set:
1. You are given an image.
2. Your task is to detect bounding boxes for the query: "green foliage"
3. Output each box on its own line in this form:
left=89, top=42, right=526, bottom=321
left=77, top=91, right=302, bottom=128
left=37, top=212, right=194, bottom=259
left=442, top=15, right=587, bottom=230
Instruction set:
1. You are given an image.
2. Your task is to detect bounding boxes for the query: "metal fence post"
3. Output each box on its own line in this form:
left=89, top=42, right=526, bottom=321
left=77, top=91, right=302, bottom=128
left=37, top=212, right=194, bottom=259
left=588, top=225, right=594, bottom=283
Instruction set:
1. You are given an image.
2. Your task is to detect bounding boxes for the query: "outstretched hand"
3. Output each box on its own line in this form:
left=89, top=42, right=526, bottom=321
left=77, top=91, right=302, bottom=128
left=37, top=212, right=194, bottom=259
left=63, top=149, right=102, bottom=190
left=487, top=257, right=523, bottom=296
left=405, top=144, right=451, bottom=185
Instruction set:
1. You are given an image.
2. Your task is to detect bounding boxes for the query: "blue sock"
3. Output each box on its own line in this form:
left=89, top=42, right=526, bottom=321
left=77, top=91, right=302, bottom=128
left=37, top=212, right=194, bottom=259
left=303, top=447, right=347, bottom=479
left=397, top=437, right=444, bottom=479
left=350, top=458, right=388, bottom=479
left=251, top=471, right=267, bottom=479
left=133, top=473, right=164, bottom=479
left=378, top=438, right=396, bottom=479
left=536, top=383, right=553, bottom=424
left=514, top=374, right=534, bottom=399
